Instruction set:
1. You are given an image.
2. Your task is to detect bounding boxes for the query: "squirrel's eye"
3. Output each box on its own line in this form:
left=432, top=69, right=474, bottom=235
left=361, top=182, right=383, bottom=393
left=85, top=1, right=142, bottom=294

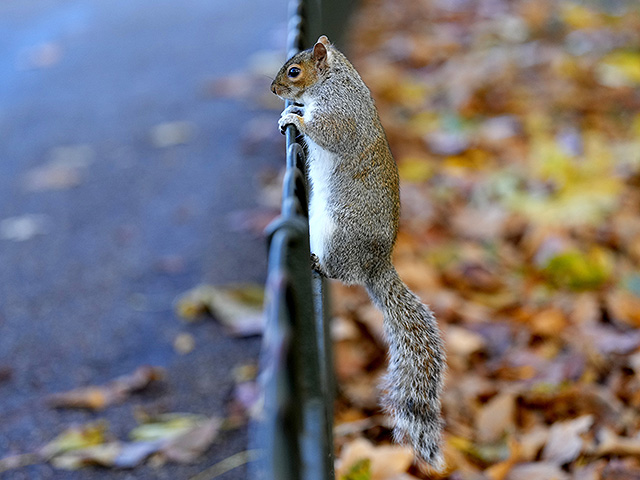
left=287, top=66, right=301, bottom=78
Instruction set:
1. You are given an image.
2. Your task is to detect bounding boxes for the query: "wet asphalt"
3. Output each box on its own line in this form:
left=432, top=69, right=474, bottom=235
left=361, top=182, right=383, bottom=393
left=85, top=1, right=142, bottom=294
left=0, top=1, right=287, bottom=478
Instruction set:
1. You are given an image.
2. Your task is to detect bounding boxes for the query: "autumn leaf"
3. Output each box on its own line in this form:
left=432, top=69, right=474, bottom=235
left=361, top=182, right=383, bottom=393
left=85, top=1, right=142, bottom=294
left=47, top=365, right=165, bottom=410
left=341, top=458, right=372, bottom=480
left=541, top=248, right=613, bottom=290
left=175, top=284, right=264, bottom=336
left=335, top=438, right=414, bottom=480
left=40, top=422, right=109, bottom=459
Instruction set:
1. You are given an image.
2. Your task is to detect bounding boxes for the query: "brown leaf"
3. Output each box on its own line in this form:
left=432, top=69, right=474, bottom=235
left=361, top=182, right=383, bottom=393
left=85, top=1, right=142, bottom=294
left=517, top=425, right=550, bottom=462
left=593, top=427, right=640, bottom=458
left=47, top=386, right=121, bottom=411
left=446, top=325, right=486, bottom=359
left=175, top=284, right=264, bottom=337
left=569, top=293, right=600, bottom=325
left=606, top=290, right=640, bottom=329
left=476, top=392, right=516, bottom=443
left=506, top=462, right=569, bottom=480
left=529, top=308, right=568, bottom=337
left=335, top=437, right=414, bottom=480
left=47, top=366, right=165, bottom=410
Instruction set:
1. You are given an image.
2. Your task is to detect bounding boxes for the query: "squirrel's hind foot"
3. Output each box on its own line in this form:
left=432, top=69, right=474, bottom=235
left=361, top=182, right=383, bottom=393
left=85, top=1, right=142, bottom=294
left=310, top=253, right=329, bottom=277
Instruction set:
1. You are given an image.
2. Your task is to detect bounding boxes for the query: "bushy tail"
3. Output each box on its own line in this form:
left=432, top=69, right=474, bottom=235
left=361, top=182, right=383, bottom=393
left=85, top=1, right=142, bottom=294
left=365, top=266, right=446, bottom=471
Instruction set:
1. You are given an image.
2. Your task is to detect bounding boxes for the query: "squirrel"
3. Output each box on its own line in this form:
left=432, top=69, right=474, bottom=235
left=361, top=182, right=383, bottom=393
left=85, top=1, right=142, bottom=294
left=270, top=35, right=446, bottom=470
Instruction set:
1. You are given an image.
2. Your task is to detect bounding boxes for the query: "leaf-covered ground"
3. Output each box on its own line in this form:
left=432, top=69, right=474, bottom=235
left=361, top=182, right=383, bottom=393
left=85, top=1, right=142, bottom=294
left=333, top=1, right=640, bottom=478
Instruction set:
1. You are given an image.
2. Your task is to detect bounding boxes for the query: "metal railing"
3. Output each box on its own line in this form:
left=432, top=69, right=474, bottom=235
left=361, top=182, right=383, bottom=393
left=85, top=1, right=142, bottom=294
left=249, top=1, right=336, bottom=479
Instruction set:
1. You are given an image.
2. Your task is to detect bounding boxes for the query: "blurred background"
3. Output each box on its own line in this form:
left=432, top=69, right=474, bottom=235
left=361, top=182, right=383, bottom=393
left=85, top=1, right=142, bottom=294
left=335, top=1, right=640, bottom=479
left=2, top=0, right=640, bottom=479
left=0, top=0, right=289, bottom=479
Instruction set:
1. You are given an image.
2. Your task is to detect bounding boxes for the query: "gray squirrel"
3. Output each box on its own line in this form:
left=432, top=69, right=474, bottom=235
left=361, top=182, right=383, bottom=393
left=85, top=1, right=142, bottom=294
left=270, top=35, right=446, bottom=470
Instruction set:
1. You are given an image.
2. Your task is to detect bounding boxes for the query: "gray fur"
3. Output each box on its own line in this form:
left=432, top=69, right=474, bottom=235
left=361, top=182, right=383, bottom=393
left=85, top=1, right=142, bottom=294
left=271, top=37, right=446, bottom=470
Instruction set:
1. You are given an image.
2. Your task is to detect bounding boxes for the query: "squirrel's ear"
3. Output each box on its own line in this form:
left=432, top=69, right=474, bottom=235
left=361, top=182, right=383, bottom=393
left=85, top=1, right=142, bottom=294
left=313, top=41, right=328, bottom=69
left=317, top=35, right=330, bottom=46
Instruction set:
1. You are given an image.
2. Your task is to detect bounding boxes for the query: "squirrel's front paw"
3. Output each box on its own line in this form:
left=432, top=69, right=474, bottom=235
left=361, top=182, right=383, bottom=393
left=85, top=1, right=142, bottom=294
left=282, top=104, right=304, bottom=117
left=278, top=113, right=304, bottom=135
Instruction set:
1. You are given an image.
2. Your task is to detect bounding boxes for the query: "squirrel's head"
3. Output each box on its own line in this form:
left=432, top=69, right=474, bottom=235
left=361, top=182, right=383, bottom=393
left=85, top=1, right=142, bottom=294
left=271, top=35, right=331, bottom=101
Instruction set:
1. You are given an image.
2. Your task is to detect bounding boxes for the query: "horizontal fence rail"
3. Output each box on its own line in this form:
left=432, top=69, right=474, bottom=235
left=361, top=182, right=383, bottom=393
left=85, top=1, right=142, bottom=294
left=250, top=1, right=335, bottom=479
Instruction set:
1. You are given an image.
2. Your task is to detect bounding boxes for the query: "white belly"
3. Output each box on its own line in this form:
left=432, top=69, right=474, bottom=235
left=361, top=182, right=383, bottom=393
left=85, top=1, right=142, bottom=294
left=306, top=139, right=336, bottom=264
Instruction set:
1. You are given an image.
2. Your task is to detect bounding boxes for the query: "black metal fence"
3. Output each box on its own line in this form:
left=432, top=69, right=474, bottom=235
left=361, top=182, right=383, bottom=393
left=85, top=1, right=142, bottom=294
left=249, top=1, right=340, bottom=479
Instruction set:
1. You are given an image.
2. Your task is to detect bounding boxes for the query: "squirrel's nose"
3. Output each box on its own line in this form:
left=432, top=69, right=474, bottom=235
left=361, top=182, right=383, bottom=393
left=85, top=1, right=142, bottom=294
left=270, top=82, right=278, bottom=95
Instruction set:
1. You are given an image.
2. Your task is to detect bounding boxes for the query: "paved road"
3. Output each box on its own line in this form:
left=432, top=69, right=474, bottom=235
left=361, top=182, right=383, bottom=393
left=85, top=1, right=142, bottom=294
left=0, top=1, right=286, bottom=478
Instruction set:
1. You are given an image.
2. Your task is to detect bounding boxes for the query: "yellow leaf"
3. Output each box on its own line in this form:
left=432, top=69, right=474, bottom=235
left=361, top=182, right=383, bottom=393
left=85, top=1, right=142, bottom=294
left=443, top=148, right=492, bottom=171
left=129, top=413, right=210, bottom=442
left=560, top=3, right=604, bottom=29
left=40, top=422, right=108, bottom=459
left=341, top=458, right=372, bottom=480
left=398, top=157, right=434, bottom=182
left=596, top=50, right=640, bottom=87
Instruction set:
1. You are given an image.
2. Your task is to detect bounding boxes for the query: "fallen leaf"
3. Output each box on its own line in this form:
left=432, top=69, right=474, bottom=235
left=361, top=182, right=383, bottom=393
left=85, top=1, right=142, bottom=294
left=175, top=284, right=264, bottom=336
left=529, top=308, right=568, bottom=337
left=129, top=413, right=210, bottom=442
left=542, top=248, right=613, bottom=291
left=46, top=414, right=221, bottom=470
left=517, top=425, right=550, bottom=462
left=446, top=325, right=486, bottom=359
left=580, top=324, right=640, bottom=356
left=596, top=51, right=640, bottom=88
left=160, top=417, right=221, bottom=463
left=476, top=392, right=516, bottom=443
left=341, top=458, right=372, bottom=480
left=506, top=462, right=569, bottom=480
left=51, top=443, right=123, bottom=470
left=541, top=415, right=593, bottom=465
left=593, top=427, right=640, bottom=457
left=113, top=441, right=163, bottom=469
left=335, top=437, right=414, bottom=480
left=150, top=121, right=195, bottom=148
left=605, top=290, right=640, bottom=328
left=40, top=422, right=109, bottom=459
left=48, top=365, right=165, bottom=410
